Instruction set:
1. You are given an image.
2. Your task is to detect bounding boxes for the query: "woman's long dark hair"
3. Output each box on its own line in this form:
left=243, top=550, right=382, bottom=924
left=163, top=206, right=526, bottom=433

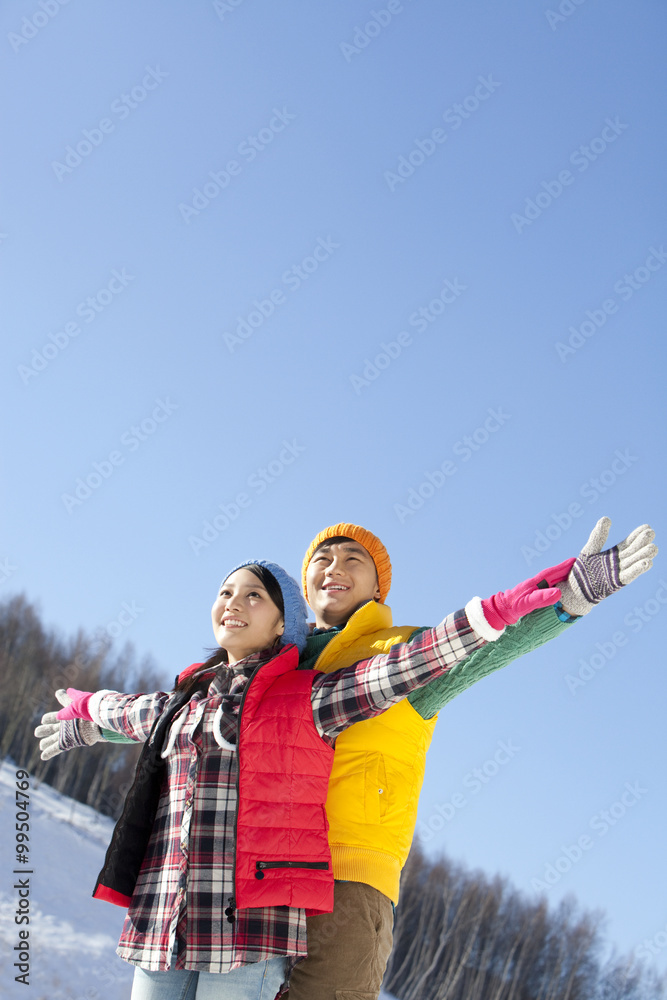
left=173, top=564, right=284, bottom=694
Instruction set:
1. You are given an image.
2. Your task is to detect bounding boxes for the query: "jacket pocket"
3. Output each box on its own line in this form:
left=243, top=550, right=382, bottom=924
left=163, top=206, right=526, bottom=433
left=326, top=750, right=387, bottom=827
left=254, top=860, right=329, bottom=879
left=335, top=992, right=378, bottom=999
left=364, top=752, right=388, bottom=824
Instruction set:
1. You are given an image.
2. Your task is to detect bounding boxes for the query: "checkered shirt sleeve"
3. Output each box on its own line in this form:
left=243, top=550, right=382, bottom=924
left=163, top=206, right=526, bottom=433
left=311, top=608, right=485, bottom=737
left=89, top=689, right=171, bottom=740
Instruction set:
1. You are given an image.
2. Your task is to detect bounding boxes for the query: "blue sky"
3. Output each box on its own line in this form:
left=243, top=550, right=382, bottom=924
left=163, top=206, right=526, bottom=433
left=2, top=0, right=666, bottom=972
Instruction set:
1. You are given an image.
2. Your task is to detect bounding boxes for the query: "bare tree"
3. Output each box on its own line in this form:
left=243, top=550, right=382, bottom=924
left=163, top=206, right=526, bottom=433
left=1, top=593, right=159, bottom=819
left=386, top=842, right=664, bottom=1000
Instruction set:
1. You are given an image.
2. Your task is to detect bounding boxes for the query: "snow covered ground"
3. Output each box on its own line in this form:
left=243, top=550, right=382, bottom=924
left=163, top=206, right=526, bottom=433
left=0, top=760, right=398, bottom=999
left=1, top=759, right=135, bottom=1000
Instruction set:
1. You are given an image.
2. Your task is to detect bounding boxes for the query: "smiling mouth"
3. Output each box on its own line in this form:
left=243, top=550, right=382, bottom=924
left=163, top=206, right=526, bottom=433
left=322, top=584, right=349, bottom=592
left=222, top=618, right=247, bottom=628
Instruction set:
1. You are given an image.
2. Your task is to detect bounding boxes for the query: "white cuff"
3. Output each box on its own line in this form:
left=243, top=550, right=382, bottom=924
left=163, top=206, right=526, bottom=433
left=161, top=707, right=188, bottom=758
left=87, top=689, right=118, bottom=728
left=212, top=705, right=237, bottom=752
left=465, top=597, right=506, bottom=642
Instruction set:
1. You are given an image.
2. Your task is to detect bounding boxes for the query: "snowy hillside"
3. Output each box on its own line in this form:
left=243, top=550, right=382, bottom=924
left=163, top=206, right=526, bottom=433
left=1, top=759, right=136, bottom=1000
left=0, top=760, right=398, bottom=999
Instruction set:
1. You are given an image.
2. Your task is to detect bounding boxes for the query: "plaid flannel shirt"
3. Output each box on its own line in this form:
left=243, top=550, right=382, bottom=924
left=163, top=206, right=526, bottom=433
left=91, top=607, right=482, bottom=974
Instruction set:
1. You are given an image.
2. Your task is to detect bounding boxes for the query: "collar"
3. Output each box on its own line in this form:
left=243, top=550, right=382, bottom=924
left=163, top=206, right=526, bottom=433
left=301, top=601, right=395, bottom=674
left=311, top=600, right=392, bottom=637
left=208, top=643, right=281, bottom=696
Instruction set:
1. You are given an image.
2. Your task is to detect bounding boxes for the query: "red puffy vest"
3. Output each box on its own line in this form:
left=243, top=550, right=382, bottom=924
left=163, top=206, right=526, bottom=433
left=94, top=646, right=335, bottom=916
left=235, top=645, right=334, bottom=914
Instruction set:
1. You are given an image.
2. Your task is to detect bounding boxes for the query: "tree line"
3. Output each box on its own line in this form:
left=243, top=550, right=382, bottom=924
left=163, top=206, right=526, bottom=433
left=385, top=841, right=666, bottom=1000
left=1, top=592, right=665, bottom=999
left=0, top=592, right=162, bottom=817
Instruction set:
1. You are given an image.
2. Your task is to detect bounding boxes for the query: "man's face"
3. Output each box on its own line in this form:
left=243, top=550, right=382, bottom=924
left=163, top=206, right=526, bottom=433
left=305, top=540, right=381, bottom=627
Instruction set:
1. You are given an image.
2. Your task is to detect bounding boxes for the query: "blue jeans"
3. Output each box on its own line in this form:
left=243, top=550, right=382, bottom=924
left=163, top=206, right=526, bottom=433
left=130, top=956, right=286, bottom=1000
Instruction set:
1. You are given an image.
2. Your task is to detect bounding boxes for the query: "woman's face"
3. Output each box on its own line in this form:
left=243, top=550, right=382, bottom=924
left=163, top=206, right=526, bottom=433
left=211, top=568, right=284, bottom=665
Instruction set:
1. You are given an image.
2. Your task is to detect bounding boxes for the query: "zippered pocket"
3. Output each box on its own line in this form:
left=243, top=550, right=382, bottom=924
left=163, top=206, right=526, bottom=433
left=255, top=860, right=329, bottom=879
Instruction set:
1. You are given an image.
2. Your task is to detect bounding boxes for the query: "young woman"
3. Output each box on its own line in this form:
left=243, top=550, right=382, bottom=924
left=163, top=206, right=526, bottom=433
left=41, top=556, right=574, bottom=999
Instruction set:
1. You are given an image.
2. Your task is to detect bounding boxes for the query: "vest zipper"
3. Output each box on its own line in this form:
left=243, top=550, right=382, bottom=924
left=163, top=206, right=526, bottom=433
left=228, top=664, right=256, bottom=924
left=228, top=648, right=293, bottom=921
left=255, top=860, right=329, bottom=872
left=255, top=860, right=329, bottom=880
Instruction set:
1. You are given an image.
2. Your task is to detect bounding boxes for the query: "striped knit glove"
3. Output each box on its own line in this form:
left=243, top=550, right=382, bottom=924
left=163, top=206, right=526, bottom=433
left=557, top=517, right=657, bottom=617
left=34, top=715, right=105, bottom=760
left=34, top=688, right=103, bottom=759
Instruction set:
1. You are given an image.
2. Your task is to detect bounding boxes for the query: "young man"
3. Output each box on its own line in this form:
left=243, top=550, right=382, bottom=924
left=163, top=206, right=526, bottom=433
left=285, top=518, right=656, bottom=1000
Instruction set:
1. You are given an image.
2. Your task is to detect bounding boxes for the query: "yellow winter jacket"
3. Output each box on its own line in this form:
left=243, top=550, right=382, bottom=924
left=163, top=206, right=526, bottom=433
left=312, top=600, right=437, bottom=904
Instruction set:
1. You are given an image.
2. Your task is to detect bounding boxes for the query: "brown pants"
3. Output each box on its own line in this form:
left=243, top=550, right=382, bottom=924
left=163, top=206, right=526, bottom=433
left=286, top=881, right=394, bottom=1000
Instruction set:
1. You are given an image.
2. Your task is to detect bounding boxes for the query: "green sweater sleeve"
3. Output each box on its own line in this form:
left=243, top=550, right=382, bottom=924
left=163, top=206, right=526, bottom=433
left=102, top=727, right=136, bottom=744
left=408, top=605, right=577, bottom=720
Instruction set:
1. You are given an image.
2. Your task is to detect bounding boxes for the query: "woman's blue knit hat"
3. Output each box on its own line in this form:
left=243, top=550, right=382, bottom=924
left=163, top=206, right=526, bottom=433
left=222, top=560, right=309, bottom=652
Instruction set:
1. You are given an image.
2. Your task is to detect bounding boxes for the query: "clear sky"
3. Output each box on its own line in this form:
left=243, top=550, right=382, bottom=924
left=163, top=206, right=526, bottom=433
left=2, top=0, right=666, bottom=973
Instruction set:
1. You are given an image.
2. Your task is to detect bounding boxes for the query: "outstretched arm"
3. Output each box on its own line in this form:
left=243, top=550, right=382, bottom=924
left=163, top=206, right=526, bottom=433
left=311, top=560, right=571, bottom=737
left=408, top=517, right=657, bottom=719
left=34, top=665, right=209, bottom=758
left=35, top=686, right=170, bottom=747
left=34, top=689, right=135, bottom=760
left=408, top=604, right=574, bottom=719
